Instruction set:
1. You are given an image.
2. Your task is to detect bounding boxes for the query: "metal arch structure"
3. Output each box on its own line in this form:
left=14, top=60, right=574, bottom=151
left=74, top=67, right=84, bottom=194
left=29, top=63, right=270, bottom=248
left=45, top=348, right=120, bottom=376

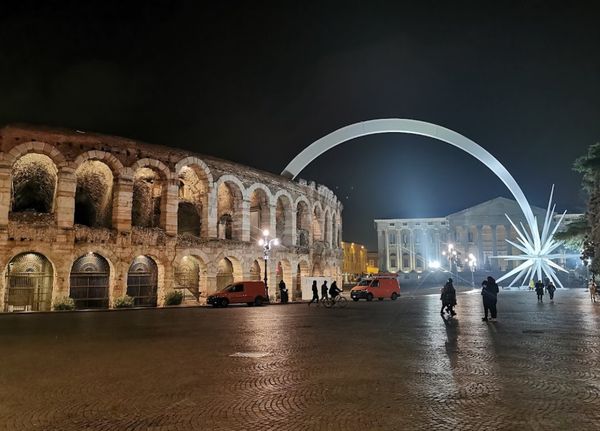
left=282, top=118, right=569, bottom=287
left=282, top=119, right=536, bottom=229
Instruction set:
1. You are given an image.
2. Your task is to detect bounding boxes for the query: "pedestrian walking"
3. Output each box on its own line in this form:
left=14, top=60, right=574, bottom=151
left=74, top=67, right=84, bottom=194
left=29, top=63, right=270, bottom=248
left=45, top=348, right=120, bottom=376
left=481, top=276, right=499, bottom=321
left=279, top=279, right=288, bottom=303
left=535, top=280, right=544, bottom=302
left=546, top=281, right=556, bottom=302
left=321, top=280, right=328, bottom=300
left=308, top=280, right=319, bottom=305
left=589, top=281, right=597, bottom=303
left=440, top=278, right=457, bottom=316
left=529, top=279, right=535, bottom=291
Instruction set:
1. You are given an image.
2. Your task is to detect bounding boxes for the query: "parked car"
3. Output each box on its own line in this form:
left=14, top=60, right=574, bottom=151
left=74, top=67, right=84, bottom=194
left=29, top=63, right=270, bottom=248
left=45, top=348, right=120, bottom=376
left=350, top=276, right=400, bottom=301
left=207, top=281, right=267, bottom=307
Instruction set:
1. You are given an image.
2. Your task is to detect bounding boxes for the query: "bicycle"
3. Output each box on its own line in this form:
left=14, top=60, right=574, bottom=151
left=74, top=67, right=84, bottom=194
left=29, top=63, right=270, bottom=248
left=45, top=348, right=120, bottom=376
left=323, top=294, right=347, bottom=308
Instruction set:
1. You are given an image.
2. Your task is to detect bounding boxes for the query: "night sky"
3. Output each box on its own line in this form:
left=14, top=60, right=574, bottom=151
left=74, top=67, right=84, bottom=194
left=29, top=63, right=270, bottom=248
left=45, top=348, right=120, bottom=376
left=1, top=1, right=599, bottom=249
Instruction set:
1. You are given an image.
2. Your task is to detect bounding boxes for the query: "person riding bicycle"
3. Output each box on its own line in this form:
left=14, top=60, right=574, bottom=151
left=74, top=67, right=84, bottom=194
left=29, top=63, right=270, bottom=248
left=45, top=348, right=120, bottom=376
left=329, top=281, right=341, bottom=300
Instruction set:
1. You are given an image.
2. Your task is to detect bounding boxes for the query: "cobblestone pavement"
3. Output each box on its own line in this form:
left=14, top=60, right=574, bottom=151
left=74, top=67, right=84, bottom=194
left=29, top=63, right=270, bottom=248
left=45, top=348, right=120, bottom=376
left=0, top=287, right=599, bottom=430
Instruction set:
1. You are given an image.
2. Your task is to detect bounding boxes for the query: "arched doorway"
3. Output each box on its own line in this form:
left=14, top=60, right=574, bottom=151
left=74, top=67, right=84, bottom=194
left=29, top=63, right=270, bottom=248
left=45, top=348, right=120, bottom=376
left=250, top=260, right=262, bottom=281
left=5, top=253, right=53, bottom=312
left=127, top=256, right=158, bottom=307
left=216, top=257, right=234, bottom=291
left=296, top=260, right=309, bottom=300
left=69, top=253, right=110, bottom=309
left=174, top=256, right=204, bottom=301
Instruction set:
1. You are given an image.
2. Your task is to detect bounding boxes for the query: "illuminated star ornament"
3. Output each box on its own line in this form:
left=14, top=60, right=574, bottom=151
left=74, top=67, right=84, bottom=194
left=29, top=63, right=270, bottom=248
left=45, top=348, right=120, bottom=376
left=496, top=186, right=575, bottom=288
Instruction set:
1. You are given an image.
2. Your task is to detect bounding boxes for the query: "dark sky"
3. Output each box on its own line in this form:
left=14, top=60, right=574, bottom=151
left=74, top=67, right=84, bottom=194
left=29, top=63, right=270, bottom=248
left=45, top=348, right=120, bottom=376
left=1, top=1, right=599, bottom=249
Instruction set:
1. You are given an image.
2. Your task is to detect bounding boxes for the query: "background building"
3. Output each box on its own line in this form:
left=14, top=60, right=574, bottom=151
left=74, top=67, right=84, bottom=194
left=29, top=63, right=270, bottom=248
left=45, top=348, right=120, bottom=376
left=366, top=251, right=379, bottom=275
left=341, top=241, right=367, bottom=282
left=0, top=124, right=343, bottom=311
left=375, top=197, right=580, bottom=275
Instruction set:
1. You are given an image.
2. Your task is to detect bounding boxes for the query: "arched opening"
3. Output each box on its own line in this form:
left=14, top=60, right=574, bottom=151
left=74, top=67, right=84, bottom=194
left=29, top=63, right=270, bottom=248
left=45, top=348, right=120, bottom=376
left=11, top=153, right=57, bottom=215
left=178, top=165, right=209, bottom=238
left=132, top=167, right=164, bottom=229
left=75, top=160, right=114, bottom=228
left=312, top=261, right=323, bottom=277
left=250, top=259, right=262, bottom=281
left=69, top=253, right=110, bottom=309
left=296, top=201, right=310, bottom=247
left=276, top=195, right=293, bottom=246
left=174, top=255, right=205, bottom=301
left=216, top=257, right=234, bottom=291
left=275, top=261, right=284, bottom=301
left=217, top=182, right=243, bottom=240
left=127, top=255, right=158, bottom=307
left=249, top=188, right=270, bottom=241
left=177, top=202, right=201, bottom=237
left=274, top=259, right=292, bottom=302
left=5, top=252, right=53, bottom=312
left=324, top=211, right=331, bottom=246
left=312, top=206, right=322, bottom=242
left=218, top=214, right=233, bottom=240
left=296, top=260, right=309, bottom=300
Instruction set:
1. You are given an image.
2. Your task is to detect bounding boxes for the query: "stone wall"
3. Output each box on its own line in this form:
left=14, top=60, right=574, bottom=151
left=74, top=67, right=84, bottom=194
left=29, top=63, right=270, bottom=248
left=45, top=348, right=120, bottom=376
left=0, top=124, right=343, bottom=310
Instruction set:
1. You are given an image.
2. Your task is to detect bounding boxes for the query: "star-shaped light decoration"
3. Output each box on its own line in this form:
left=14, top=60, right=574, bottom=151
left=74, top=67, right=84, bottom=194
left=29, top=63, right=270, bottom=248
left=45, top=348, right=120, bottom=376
left=495, top=186, right=577, bottom=288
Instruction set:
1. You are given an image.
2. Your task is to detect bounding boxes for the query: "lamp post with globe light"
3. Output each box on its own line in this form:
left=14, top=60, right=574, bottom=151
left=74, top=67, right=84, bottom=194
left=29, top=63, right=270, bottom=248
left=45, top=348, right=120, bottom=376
left=442, top=244, right=460, bottom=280
left=258, top=229, right=279, bottom=300
left=465, top=253, right=477, bottom=287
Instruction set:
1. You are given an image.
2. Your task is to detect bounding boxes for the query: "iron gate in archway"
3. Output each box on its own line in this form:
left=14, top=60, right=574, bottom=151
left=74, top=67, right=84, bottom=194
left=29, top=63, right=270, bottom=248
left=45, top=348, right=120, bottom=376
left=69, top=253, right=110, bottom=309
left=5, top=253, right=53, bottom=312
left=127, top=256, right=158, bottom=307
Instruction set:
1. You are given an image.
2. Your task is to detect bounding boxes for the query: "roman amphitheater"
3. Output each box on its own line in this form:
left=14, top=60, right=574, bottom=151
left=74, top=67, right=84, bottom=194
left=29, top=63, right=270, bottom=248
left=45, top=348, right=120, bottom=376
left=0, top=124, right=342, bottom=311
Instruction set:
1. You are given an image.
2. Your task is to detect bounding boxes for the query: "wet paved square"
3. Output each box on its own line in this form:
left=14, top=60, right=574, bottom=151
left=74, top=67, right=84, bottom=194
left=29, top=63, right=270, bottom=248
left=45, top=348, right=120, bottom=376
left=0, top=287, right=599, bottom=430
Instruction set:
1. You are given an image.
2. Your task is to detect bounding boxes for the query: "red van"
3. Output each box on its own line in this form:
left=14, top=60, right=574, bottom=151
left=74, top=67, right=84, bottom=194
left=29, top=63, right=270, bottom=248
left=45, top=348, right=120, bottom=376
left=350, top=276, right=400, bottom=301
left=207, top=281, right=268, bottom=307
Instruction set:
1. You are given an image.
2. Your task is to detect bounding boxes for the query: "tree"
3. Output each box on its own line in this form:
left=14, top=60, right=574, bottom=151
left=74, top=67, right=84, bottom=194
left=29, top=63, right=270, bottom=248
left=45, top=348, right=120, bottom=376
left=573, top=143, right=600, bottom=273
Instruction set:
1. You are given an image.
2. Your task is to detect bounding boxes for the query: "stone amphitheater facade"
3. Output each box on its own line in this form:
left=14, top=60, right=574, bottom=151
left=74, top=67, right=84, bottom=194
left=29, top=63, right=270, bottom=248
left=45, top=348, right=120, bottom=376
left=0, top=124, right=342, bottom=311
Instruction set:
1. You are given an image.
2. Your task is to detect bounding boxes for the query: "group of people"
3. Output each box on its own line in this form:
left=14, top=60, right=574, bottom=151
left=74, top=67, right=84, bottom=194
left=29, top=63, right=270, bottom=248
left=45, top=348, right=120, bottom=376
left=308, top=280, right=341, bottom=305
left=440, top=276, right=499, bottom=321
left=528, top=278, right=557, bottom=302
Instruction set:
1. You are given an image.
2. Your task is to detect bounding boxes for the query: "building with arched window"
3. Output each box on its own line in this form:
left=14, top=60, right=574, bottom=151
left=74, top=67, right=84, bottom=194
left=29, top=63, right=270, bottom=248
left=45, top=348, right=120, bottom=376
left=0, top=124, right=343, bottom=310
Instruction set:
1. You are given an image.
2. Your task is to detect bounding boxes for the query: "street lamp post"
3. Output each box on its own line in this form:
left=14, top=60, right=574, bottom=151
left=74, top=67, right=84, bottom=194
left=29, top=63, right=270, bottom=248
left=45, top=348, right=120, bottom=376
left=258, top=229, right=279, bottom=301
left=465, top=253, right=477, bottom=287
left=442, top=244, right=460, bottom=280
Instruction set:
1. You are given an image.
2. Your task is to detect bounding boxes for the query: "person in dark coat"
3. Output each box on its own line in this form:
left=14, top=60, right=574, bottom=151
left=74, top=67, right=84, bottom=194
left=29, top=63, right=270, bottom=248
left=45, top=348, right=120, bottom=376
left=440, top=278, right=457, bottom=316
left=278, top=279, right=288, bottom=303
left=321, top=281, right=328, bottom=300
left=546, top=281, right=556, bottom=301
left=308, top=280, right=319, bottom=305
left=535, top=280, right=545, bottom=302
left=329, top=281, right=341, bottom=300
left=481, top=276, right=499, bottom=321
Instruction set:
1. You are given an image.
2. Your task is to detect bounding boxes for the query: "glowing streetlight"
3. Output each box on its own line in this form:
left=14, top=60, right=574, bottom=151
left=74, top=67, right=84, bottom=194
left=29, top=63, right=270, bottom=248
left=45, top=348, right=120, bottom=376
left=466, top=253, right=477, bottom=287
left=258, top=229, right=279, bottom=300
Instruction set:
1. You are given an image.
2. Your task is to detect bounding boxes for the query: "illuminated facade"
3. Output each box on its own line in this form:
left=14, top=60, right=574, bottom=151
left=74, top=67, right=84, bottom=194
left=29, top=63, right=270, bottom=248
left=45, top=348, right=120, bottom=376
left=375, top=197, right=580, bottom=274
left=341, top=241, right=367, bottom=276
left=0, top=124, right=342, bottom=311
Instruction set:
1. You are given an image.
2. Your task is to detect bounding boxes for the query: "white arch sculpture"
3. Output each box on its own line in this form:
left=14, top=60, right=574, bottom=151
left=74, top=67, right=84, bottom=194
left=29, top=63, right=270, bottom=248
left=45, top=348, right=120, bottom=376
left=282, top=118, right=569, bottom=287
